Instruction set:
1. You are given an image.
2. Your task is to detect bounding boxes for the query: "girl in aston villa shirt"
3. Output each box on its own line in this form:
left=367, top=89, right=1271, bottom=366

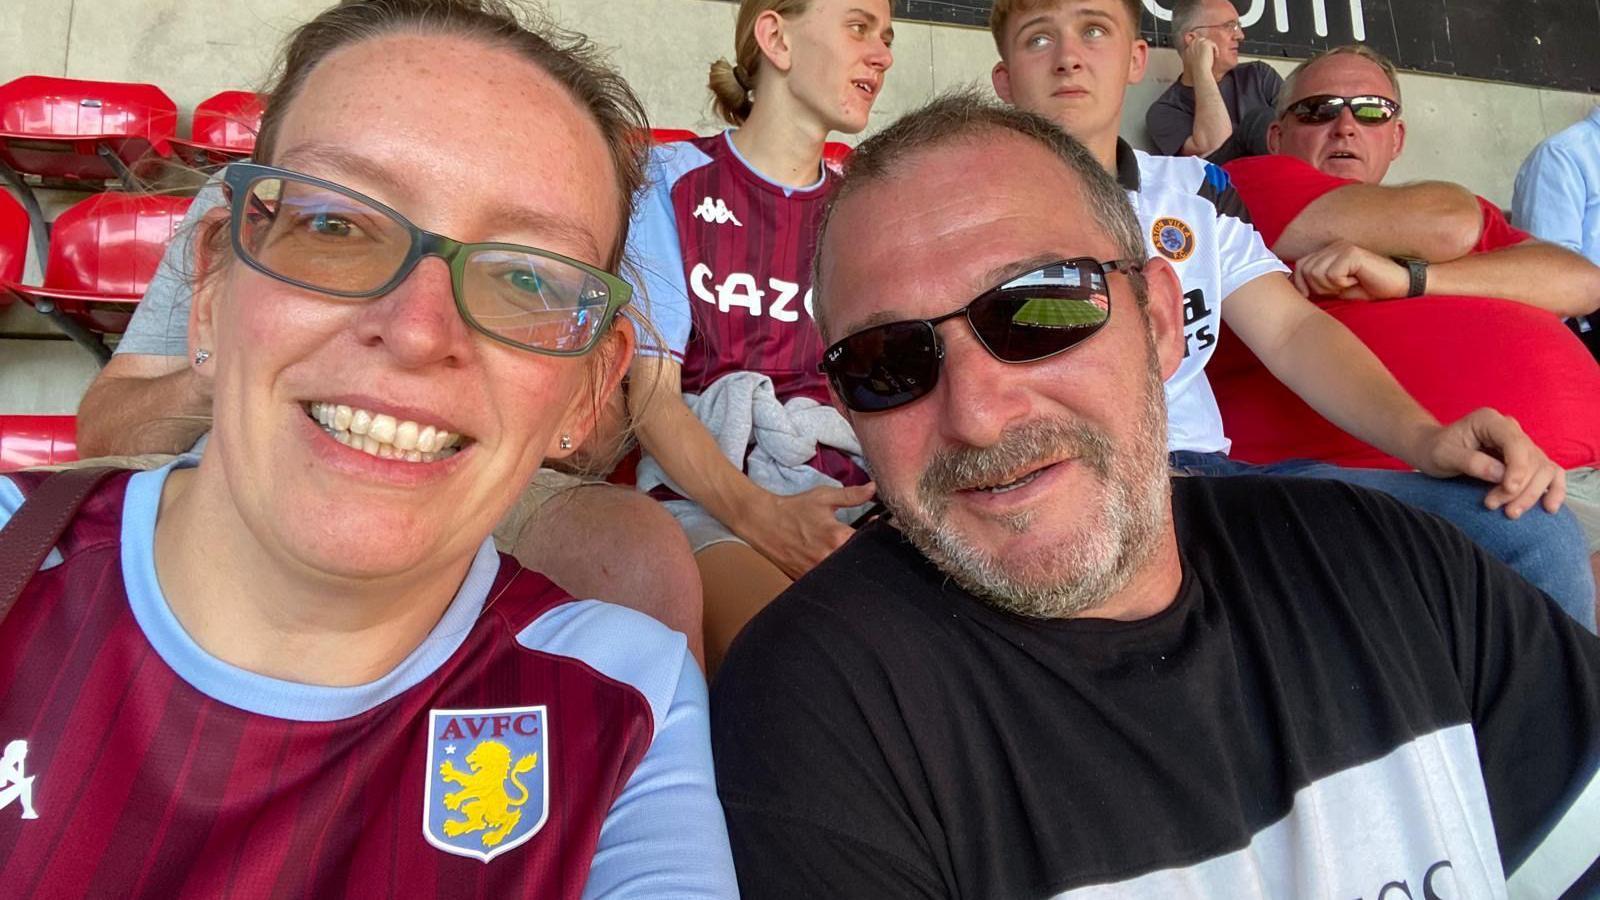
left=624, top=0, right=895, bottom=670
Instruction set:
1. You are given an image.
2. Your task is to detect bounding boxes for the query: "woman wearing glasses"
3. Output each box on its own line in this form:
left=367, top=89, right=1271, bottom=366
left=0, top=0, right=735, bottom=894
left=625, top=0, right=894, bottom=670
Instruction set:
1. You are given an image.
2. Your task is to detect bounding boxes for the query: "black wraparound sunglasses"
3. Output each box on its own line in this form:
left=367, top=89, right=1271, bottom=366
left=220, top=162, right=633, bottom=356
left=1282, top=94, right=1400, bottom=126
left=820, top=257, right=1142, bottom=413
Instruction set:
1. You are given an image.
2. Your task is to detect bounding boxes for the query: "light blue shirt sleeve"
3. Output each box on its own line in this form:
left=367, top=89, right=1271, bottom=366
left=517, top=600, right=738, bottom=897
left=1513, top=111, right=1600, bottom=268
left=114, top=172, right=231, bottom=357
left=1514, top=142, right=1587, bottom=256
left=623, top=144, right=710, bottom=363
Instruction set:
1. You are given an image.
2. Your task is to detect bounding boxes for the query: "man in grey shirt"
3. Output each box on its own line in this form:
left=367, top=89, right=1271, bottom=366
left=1146, top=0, right=1282, bottom=162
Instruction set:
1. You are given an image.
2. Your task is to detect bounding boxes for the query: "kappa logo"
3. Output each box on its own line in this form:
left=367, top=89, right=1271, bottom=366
left=692, top=196, right=743, bottom=226
left=423, top=707, right=550, bottom=862
left=1152, top=217, right=1196, bottom=262
left=1, top=740, right=38, bottom=820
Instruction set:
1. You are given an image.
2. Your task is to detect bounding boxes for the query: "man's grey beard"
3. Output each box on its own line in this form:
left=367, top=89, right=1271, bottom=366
left=885, top=360, right=1171, bottom=620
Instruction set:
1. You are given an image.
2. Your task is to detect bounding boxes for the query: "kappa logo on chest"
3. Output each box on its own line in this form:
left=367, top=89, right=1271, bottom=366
left=692, top=196, right=743, bottom=227
left=423, top=707, right=550, bottom=862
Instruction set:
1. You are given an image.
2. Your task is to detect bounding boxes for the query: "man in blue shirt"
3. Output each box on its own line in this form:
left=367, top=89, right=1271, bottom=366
left=1514, top=107, right=1600, bottom=269
left=1513, top=106, right=1600, bottom=364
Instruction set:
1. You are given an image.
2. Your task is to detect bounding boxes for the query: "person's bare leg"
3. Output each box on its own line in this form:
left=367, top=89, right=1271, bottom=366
left=696, top=542, right=792, bottom=675
left=511, top=483, right=706, bottom=668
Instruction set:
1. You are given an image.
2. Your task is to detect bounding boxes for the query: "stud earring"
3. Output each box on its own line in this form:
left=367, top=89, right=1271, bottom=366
left=193, top=348, right=211, bottom=366
left=559, top=434, right=573, bottom=451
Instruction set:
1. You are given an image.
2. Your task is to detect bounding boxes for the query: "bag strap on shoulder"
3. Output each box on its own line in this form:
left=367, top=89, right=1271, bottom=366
left=0, top=467, right=121, bottom=626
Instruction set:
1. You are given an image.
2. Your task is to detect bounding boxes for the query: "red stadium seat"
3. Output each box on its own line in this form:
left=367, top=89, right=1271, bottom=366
left=650, top=128, right=700, bottom=144
left=0, top=192, right=191, bottom=337
left=0, top=416, right=79, bottom=472
left=0, top=75, right=178, bottom=186
left=823, top=141, right=852, bottom=169
left=0, top=189, right=25, bottom=293
left=169, top=90, right=264, bottom=167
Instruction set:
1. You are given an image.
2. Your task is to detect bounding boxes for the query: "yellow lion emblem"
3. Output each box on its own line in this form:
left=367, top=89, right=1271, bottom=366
left=438, top=739, right=539, bottom=847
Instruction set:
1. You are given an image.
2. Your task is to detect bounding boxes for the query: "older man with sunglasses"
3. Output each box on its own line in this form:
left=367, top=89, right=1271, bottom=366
left=1212, top=45, right=1600, bottom=618
left=710, top=91, right=1600, bottom=898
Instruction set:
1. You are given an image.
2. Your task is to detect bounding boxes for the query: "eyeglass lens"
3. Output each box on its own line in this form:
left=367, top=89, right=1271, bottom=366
left=826, top=320, right=942, bottom=413
left=967, top=262, right=1110, bottom=362
left=236, top=175, right=615, bottom=353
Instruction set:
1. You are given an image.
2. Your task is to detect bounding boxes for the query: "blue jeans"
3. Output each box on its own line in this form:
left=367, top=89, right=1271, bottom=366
left=1170, top=451, right=1597, bottom=633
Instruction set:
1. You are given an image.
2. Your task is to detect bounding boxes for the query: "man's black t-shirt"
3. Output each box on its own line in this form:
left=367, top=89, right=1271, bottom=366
left=711, top=476, right=1600, bottom=898
left=1146, top=61, right=1284, bottom=163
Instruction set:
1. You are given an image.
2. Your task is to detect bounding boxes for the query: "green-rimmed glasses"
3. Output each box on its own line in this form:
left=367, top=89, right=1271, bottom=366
left=220, top=162, right=633, bottom=356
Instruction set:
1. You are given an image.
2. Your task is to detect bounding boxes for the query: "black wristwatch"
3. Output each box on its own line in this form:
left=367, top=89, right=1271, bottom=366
left=1392, top=256, right=1428, bottom=297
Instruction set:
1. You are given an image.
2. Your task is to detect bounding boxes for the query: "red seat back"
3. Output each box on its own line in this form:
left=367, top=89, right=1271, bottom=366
left=823, top=141, right=852, bottom=169
left=43, top=193, right=191, bottom=295
left=0, top=416, right=79, bottom=472
left=189, top=90, right=263, bottom=153
left=0, top=190, right=25, bottom=286
left=0, top=76, right=177, bottom=181
left=650, top=128, right=700, bottom=144
left=0, top=75, right=177, bottom=147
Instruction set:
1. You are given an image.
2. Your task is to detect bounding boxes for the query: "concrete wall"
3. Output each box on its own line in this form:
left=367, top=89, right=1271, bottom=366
left=3, top=0, right=1596, bottom=414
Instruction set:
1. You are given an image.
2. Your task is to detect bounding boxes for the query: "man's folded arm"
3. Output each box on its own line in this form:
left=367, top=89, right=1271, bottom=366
left=1423, top=239, right=1600, bottom=317
left=1275, top=181, right=1484, bottom=263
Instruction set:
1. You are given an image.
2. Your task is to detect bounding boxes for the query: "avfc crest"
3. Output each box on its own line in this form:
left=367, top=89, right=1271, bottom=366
left=423, top=707, right=550, bottom=862
left=1151, top=217, right=1196, bottom=262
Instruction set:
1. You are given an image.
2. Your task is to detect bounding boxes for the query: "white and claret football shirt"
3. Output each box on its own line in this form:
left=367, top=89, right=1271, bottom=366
left=1115, top=140, right=1289, bottom=455
left=713, top=475, right=1600, bottom=897
left=0, top=461, right=737, bottom=897
left=624, top=131, right=867, bottom=489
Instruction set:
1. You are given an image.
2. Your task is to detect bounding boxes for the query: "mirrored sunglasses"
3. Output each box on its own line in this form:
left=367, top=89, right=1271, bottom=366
left=820, top=257, right=1141, bottom=413
left=1284, top=94, right=1400, bottom=126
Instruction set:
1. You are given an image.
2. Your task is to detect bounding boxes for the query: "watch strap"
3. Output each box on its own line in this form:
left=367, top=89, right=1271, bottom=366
left=1392, top=256, right=1428, bottom=297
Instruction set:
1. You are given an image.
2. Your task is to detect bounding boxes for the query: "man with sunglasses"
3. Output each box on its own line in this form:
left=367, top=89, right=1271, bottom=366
left=979, top=0, right=1594, bottom=626
left=1213, top=45, right=1600, bottom=619
left=710, top=92, right=1600, bottom=898
left=1145, top=0, right=1283, bottom=163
